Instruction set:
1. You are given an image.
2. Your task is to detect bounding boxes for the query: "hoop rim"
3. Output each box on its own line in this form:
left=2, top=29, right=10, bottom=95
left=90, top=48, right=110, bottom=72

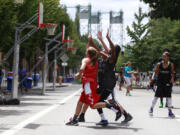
left=63, top=39, right=75, bottom=43
left=67, top=48, right=76, bottom=51
left=39, top=23, right=57, bottom=29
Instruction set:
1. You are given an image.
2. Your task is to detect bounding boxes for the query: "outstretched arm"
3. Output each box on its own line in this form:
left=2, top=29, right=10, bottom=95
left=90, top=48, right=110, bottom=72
left=97, top=31, right=109, bottom=53
left=88, top=34, right=101, bottom=52
left=106, top=29, right=115, bottom=63
left=88, top=34, right=108, bottom=59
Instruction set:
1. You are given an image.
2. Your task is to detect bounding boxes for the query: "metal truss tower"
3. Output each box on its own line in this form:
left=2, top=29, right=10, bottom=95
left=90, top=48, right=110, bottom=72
left=109, top=10, right=124, bottom=48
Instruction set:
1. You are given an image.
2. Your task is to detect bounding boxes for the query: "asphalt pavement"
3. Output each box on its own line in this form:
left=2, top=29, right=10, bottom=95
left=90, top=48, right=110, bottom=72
left=0, top=83, right=180, bottom=135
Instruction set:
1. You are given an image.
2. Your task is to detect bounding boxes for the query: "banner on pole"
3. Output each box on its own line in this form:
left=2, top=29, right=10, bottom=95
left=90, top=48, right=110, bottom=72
left=110, top=11, right=123, bottom=24
left=90, top=13, right=100, bottom=24
left=79, top=9, right=89, bottom=19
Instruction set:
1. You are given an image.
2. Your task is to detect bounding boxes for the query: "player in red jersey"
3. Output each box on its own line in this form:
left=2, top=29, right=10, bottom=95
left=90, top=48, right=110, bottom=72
left=66, top=47, right=116, bottom=126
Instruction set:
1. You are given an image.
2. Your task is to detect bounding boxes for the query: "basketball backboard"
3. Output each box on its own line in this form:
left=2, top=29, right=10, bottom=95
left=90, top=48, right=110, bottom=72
left=61, top=24, right=65, bottom=42
left=38, top=2, right=44, bottom=28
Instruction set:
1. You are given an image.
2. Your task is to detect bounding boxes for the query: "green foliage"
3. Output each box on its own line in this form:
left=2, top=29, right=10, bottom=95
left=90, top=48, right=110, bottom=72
left=0, top=0, right=17, bottom=52
left=124, top=7, right=149, bottom=71
left=147, top=18, right=180, bottom=71
left=0, top=0, right=90, bottom=72
left=141, top=0, right=180, bottom=20
left=122, top=16, right=180, bottom=72
left=126, top=8, right=149, bottom=43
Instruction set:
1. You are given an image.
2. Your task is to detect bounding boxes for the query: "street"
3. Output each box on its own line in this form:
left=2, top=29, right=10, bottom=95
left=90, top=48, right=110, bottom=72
left=0, top=84, right=180, bottom=135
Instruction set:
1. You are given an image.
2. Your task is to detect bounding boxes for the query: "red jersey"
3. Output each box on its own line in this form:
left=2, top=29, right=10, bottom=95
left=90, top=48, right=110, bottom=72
left=79, top=59, right=100, bottom=107
left=81, top=60, right=98, bottom=84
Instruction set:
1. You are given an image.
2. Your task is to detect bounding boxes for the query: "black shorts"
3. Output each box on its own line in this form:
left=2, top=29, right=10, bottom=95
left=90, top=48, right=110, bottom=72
left=98, top=89, right=112, bottom=102
left=155, top=83, right=172, bottom=97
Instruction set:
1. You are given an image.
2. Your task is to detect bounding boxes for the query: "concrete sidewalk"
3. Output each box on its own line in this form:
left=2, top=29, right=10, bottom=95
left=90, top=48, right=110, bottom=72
left=0, top=83, right=80, bottom=134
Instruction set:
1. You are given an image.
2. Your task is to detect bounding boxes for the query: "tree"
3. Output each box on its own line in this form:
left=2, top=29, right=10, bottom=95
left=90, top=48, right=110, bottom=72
left=126, top=7, right=149, bottom=43
left=146, top=18, right=180, bottom=71
left=125, top=7, right=150, bottom=71
left=141, top=0, right=180, bottom=20
left=0, top=0, right=17, bottom=53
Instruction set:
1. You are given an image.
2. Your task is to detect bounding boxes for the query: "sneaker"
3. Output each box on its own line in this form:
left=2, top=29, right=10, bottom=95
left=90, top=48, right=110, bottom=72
left=96, top=120, right=108, bottom=126
left=66, top=119, right=79, bottom=126
left=126, top=93, right=131, bottom=96
left=78, top=115, right=85, bottom=122
left=122, top=113, right=133, bottom=123
left=168, top=110, right=175, bottom=118
left=149, top=107, right=153, bottom=116
left=159, top=102, right=163, bottom=108
left=115, top=110, right=122, bottom=121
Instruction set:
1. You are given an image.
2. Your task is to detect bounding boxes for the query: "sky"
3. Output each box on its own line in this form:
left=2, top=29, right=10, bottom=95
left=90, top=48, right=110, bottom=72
left=59, top=0, right=149, bottom=45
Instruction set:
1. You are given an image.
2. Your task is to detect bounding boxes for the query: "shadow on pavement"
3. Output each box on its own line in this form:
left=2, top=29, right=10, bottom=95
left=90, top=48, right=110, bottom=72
left=20, top=97, right=57, bottom=101
left=80, top=121, right=142, bottom=132
left=153, top=116, right=180, bottom=119
left=0, top=110, right=30, bottom=117
left=172, top=107, right=180, bottom=110
left=20, top=102, right=51, bottom=107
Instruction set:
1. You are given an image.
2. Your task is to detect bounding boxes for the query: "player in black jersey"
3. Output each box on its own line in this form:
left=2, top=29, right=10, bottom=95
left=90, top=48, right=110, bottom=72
left=95, top=31, right=132, bottom=125
left=149, top=52, right=175, bottom=118
left=157, top=48, right=174, bottom=108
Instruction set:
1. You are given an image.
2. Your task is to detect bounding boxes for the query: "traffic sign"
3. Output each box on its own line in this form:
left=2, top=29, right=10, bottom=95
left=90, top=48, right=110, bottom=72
left=60, top=54, right=69, bottom=62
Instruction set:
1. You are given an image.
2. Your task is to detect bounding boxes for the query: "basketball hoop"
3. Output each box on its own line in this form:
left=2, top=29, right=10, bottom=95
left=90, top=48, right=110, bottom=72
left=38, top=2, right=57, bottom=35
left=64, top=39, right=77, bottom=54
left=14, top=0, right=23, bottom=4
left=67, top=40, right=74, bottom=49
left=45, top=23, right=57, bottom=36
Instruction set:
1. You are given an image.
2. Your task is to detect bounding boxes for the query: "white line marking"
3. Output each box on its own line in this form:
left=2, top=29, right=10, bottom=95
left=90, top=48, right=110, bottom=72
left=1, top=89, right=81, bottom=135
left=176, top=115, right=180, bottom=122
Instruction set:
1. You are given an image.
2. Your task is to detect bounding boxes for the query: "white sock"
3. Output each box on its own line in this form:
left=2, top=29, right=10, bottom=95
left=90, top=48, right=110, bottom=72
left=100, top=113, right=107, bottom=121
left=111, top=107, right=118, bottom=113
left=167, top=98, right=172, bottom=109
left=151, top=97, right=158, bottom=108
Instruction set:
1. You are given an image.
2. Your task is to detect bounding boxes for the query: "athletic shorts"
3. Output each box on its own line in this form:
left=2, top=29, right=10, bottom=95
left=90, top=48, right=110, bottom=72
left=107, top=89, right=117, bottom=101
left=124, top=76, right=131, bottom=86
left=155, top=83, right=172, bottom=98
left=79, top=82, right=100, bottom=107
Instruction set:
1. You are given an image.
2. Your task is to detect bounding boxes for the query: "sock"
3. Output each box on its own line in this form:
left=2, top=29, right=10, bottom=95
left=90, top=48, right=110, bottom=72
left=73, top=115, right=78, bottom=121
left=167, top=98, right=172, bottom=109
left=111, top=107, right=118, bottom=113
left=100, top=113, right=107, bottom=121
left=160, top=97, right=163, bottom=104
left=123, top=111, right=128, bottom=117
left=97, top=108, right=103, bottom=114
left=151, top=97, right=158, bottom=108
left=80, top=113, right=84, bottom=117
